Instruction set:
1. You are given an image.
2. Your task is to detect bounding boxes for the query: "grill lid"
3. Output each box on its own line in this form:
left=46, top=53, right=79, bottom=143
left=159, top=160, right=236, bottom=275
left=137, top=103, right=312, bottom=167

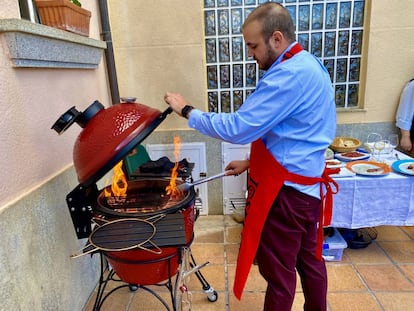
left=52, top=98, right=172, bottom=186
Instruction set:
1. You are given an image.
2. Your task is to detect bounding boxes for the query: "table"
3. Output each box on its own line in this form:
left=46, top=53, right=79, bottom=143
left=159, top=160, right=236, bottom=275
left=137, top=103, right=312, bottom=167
left=330, top=150, right=414, bottom=229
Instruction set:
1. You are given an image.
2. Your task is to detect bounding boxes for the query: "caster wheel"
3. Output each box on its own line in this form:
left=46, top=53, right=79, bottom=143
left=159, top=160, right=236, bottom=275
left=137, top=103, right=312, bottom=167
left=128, top=284, right=138, bottom=292
left=207, top=290, right=218, bottom=302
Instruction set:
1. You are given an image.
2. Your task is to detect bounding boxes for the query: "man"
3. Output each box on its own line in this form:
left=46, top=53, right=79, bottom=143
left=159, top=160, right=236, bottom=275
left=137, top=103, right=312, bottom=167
left=164, top=2, right=336, bottom=310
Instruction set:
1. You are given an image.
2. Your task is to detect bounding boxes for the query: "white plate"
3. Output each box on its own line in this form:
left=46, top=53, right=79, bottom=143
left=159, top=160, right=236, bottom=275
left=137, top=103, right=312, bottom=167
left=335, top=151, right=370, bottom=162
left=329, top=167, right=356, bottom=178
left=346, top=161, right=391, bottom=176
left=325, top=159, right=344, bottom=168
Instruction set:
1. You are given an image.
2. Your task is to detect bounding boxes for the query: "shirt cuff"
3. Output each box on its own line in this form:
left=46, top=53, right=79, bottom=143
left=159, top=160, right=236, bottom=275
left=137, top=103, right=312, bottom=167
left=187, top=109, right=202, bottom=128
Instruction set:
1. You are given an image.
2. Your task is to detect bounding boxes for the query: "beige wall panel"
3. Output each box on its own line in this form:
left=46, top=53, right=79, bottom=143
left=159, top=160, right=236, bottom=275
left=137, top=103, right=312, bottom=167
left=109, top=0, right=203, bottom=47
left=115, top=44, right=206, bottom=130
left=337, top=0, right=414, bottom=125
left=110, top=0, right=205, bottom=131
left=364, top=0, right=414, bottom=116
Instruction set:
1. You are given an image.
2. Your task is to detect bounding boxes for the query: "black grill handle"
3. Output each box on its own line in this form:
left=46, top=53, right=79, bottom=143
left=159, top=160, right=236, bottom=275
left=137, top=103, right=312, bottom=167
left=161, top=106, right=173, bottom=119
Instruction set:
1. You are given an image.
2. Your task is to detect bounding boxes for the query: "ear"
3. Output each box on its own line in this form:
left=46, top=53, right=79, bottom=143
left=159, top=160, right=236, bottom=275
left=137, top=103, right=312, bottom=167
left=270, top=31, right=283, bottom=48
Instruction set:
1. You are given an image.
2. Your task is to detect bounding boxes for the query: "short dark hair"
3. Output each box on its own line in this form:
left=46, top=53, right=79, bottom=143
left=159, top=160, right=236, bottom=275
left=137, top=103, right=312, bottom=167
left=243, top=2, right=296, bottom=43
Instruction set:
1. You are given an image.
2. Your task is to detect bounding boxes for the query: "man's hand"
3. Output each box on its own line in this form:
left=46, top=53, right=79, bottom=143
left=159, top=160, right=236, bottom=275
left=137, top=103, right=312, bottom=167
left=400, top=130, right=412, bottom=151
left=164, top=92, right=189, bottom=117
left=225, top=160, right=250, bottom=176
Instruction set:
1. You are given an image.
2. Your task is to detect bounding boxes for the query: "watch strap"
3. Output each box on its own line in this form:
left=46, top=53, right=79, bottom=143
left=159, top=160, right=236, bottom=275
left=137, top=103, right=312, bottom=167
left=181, top=105, right=194, bottom=119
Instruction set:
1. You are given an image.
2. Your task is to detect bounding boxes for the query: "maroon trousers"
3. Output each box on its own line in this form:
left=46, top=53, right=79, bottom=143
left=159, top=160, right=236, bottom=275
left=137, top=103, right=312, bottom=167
left=256, top=185, right=327, bottom=311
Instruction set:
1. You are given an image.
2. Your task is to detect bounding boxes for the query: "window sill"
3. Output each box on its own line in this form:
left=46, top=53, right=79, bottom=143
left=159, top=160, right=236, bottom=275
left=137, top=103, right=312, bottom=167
left=337, top=108, right=366, bottom=113
left=0, top=18, right=106, bottom=69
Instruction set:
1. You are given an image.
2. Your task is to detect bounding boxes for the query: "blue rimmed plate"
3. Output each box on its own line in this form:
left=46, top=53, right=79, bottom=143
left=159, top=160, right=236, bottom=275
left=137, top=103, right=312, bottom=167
left=392, top=159, right=414, bottom=176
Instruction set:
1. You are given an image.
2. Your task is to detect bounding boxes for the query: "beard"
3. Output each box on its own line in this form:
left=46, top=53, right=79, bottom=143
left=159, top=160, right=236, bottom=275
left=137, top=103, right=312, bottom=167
left=257, top=43, right=278, bottom=70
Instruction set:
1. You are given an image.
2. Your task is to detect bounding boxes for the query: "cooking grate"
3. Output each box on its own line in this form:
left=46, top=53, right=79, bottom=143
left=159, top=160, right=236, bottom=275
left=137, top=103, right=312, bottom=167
left=104, top=192, right=185, bottom=213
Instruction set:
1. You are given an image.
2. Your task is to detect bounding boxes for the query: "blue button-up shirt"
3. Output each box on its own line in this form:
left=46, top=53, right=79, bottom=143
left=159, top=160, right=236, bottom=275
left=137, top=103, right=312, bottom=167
left=189, top=43, right=336, bottom=198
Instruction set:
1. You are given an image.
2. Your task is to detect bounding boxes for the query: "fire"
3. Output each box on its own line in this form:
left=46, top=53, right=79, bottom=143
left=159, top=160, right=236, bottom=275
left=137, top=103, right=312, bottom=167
left=165, top=136, right=183, bottom=198
left=104, top=160, right=128, bottom=197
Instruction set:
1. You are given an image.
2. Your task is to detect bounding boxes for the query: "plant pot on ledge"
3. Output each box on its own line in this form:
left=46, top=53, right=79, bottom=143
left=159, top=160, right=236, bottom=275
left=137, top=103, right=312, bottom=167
left=34, top=0, right=91, bottom=37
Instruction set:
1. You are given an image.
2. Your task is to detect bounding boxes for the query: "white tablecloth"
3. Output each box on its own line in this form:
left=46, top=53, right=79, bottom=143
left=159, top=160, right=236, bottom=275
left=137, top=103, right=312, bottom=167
left=330, top=150, right=414, bottom=228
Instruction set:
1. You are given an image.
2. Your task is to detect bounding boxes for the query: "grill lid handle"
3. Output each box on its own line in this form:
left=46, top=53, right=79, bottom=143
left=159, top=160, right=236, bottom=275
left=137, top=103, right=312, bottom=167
left=51, top=100, right=104, bottom=134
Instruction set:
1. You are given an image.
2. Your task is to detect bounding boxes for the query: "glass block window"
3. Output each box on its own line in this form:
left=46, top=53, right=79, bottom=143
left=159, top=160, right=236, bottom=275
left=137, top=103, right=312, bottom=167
left=203, top=0, right=365, bottom=111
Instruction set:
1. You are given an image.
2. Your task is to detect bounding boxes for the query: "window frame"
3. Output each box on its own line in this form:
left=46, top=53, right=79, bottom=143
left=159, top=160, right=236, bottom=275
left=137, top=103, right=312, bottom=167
left=203, top=0, right=366, bottom=112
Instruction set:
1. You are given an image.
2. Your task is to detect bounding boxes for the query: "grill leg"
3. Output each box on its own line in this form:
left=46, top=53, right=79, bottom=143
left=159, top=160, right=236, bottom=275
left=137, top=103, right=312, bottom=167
left=190, top=252, right=218, bottom=302
left=173, top=247, right=218, bottom=310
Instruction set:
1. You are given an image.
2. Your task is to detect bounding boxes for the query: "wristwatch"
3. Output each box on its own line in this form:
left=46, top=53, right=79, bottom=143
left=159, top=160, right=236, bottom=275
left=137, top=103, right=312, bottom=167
left=181, top=105, right=194, bottom=119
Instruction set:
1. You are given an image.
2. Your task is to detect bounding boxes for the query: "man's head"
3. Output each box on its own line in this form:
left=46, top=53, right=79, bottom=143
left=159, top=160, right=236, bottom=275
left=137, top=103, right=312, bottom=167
left=242, top=2, right=295, bottom=70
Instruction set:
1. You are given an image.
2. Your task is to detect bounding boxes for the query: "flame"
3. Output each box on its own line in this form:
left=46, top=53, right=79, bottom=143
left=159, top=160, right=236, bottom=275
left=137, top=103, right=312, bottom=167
left=104, top=160, right=128, bottom=197
left=165, top=136, right=182, bottom=198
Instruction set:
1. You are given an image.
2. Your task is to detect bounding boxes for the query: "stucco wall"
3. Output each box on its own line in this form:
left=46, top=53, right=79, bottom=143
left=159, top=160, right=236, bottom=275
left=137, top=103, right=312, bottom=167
left=0, top=0, right=111, bottom=309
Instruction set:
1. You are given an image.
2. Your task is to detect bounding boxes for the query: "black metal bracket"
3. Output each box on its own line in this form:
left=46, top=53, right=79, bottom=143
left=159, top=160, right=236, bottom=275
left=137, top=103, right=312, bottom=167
left=66, top=184, right=99, bottom=239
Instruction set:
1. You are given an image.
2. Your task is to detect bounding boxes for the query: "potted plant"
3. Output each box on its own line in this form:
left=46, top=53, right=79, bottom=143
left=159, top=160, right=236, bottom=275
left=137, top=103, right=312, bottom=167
left=34, top=0, right=91, bottom=37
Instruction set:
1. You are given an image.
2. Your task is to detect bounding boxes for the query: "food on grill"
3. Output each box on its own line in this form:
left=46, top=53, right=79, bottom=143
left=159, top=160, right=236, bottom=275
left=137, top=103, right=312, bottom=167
left=340, top=151, right=366, bottom=158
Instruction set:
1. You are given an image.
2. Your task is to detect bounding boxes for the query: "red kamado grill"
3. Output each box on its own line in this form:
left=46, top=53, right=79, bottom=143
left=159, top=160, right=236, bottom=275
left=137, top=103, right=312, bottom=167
left=52, top=98, right=217, bottom=310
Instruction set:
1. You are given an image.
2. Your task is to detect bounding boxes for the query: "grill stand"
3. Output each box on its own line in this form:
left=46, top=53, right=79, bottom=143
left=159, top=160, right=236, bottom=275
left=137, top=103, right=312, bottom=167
left=90, top=244, right=217, bottom=311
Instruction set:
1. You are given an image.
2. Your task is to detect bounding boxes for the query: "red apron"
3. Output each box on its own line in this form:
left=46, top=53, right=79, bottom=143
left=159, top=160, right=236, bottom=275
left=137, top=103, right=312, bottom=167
left=233, top=139, right=338, bottom=299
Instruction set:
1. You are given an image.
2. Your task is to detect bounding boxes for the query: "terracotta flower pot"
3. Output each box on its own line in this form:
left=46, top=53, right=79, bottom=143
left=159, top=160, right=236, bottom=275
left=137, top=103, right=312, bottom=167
left=34, top=0, right=91, bottom=37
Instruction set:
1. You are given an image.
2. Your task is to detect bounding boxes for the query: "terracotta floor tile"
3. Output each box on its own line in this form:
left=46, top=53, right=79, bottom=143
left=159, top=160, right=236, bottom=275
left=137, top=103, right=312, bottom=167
left=227, top=264, right=267, bottom=292
left=327, top=292, right=381, bottom=311
left=179, top=291, right=227, bottom=310
left=228, top=292, right=265, bottom=311
left=224, top=215, right=242, bottom=226
left=190, top=243, right=225, bottom=265
left=225, top=243, right=240, bottom=264
left=227, top=264, right=305, bottom=294
left=85, top=287, right=133, bottom=311
left=375, top=226, right=410, bottom=241
left=374, top=292, right=414, bottom=311
left=229, top=291, right=306, bottom=311
left=326, top=264, right=367, bottom=291
left=355, top=264, right=414, bottom=291
left=128, top=289, right=173, bottom=310
left=194, top=215, right=224, bottom=240
left=225, top=225, right=243, bottom=244
left=184, top=264, right=226, bottom=292
left=377, top=240, right=414, bottom=263
left=400, top=226, right=414, bottom=239
left=343, top=242, right=390, bottom=264
left=399, top=264, right=414, bottom=282
left=194, top=229, right=224, bottom=244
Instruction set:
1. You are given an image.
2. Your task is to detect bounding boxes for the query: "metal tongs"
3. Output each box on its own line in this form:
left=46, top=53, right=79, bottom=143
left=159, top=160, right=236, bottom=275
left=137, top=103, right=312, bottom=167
left=177, top=171, right=231, bottom=191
